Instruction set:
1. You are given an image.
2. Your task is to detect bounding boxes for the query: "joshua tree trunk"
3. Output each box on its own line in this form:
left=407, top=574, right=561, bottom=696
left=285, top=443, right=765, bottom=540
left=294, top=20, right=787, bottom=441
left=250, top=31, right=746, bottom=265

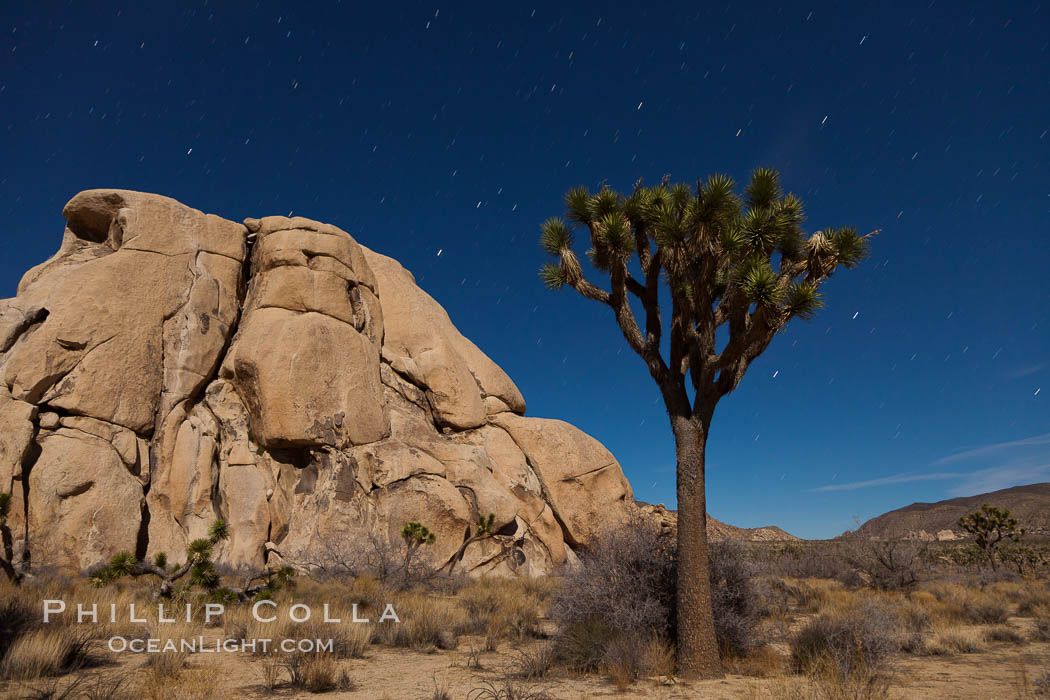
left=671, top=411, right=723, bottom=679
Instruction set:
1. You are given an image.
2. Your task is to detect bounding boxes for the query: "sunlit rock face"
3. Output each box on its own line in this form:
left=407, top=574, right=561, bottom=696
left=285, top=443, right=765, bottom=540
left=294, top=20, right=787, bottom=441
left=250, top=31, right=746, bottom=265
left=0, top=189, right=634, bottom=575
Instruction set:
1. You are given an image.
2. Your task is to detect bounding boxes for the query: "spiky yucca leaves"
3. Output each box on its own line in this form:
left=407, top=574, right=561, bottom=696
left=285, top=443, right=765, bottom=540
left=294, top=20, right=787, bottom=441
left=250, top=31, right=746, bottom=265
left=401, top=521, right=437, bottom=546
left=477, top=512, right=497, bottom=536
left=87, top=517, right=293, bottom=600
left=443, top=513, right=499, bottom=576
left=958, top=505, right=1026, bottom=571
left=538, top=167, right=870, bottom=679
left=785, top=282, right=824, bottom=320
left=540, top=168, right=872, bottom=360
left=90, top=518, right=229, bottom=591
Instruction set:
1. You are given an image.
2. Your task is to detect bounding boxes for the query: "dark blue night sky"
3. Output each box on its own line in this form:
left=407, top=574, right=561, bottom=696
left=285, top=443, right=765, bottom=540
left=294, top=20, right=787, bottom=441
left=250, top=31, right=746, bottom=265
left=3, top=1, right=1047, bottom=538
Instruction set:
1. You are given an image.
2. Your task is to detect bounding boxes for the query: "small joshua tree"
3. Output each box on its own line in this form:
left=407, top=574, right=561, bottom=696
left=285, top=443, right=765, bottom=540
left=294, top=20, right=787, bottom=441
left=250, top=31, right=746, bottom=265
left=539, top=169, right=871, bottom=677
left=957, top=504, right=1026, bottom=571
left=92, top=518, right=293, bottom=600
left=444, top=513, right=497, bottom=576
left=401, top=521, right=436, bottom=561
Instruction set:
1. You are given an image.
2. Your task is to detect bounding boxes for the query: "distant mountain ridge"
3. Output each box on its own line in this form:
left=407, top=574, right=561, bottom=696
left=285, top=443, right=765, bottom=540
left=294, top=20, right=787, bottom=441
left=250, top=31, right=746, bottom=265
left=637, top=502, right=801, bottom=542
left=843, top=482, right=1050, bottom=541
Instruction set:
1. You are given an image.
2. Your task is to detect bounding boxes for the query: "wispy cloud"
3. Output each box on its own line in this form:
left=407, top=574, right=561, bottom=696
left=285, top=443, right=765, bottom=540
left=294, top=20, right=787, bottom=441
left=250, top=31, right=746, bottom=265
left=812, top=472, right=963, bottom=492
left=811, top=431, right=1050, bottom=494
left=933, top=433, right=1050, bottom=465
left=1006, top=363, right=1046, bottom=379
left=948, top=463, right=1050, bottom=496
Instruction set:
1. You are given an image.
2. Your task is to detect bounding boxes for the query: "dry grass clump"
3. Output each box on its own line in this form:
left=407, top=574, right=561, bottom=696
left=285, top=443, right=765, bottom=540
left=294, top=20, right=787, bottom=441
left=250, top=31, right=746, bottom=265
left=1034, top=664, right=1050, bottom=697
left=1033, top=613, right=1050, bottom=642
left=510, top=641, right=555, bottom=680
left=371, top=592, right=468, bottom=650
left=600, top=633, right=679, bottom=688
left=983, top=624, right=1026, bottom=644
left=467, top=677, right=556, bottom=700
left=923, top=582, right=1010, bottom=624
left=746, top=660, right=891, bottom=700
left=298, top=619, right=372, bottom=659
left=77, top=671, right=136, bottom=700
left=790, top=599, right=901, bottom=679
left=724, top=644, right=787, bottom=678
left=285, top=652, right=354, bottom=693
left=784, top=579, right=836, bottom=613
left=137, top=657, right=220, bottom=700
left=920, top=624, right=986, bottom=655
left=0, top=627, right=95, bottom=680
left=460, top=579, right=543, bottom=640
left=142, top=649, right=188, bottom=677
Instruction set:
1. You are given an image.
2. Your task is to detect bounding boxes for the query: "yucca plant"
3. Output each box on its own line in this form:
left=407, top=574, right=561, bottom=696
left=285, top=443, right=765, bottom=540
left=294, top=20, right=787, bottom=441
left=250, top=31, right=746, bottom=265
left=958, top=504, right=1026, bottom=571
left=443, top=513, right=498, bottom=576
left=89, top=518, right=293, bottom=600
left=539, top=169, right=872, bottom=678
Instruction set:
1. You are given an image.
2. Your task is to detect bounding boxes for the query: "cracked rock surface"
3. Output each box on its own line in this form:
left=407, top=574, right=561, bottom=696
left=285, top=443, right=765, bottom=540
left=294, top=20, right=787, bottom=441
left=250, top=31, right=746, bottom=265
left=0, top=190, right=634, bottom=576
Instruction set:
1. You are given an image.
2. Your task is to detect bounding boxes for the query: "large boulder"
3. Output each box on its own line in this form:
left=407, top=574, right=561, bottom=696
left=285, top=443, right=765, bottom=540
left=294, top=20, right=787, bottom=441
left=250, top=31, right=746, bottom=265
left=0, top=190, right=636, bottom=575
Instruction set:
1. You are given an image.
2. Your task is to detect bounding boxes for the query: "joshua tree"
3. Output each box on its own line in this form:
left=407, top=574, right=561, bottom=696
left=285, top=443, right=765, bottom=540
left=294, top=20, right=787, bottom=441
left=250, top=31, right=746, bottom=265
left=539, top=169, right=871, bottom=677
left=443, top=512, right=497, bottom=576
left=400, top=521, right=437, bottom=575
left=91, top=518, right=294, bottom=600
left=957, top=504, right=1026, bottom=571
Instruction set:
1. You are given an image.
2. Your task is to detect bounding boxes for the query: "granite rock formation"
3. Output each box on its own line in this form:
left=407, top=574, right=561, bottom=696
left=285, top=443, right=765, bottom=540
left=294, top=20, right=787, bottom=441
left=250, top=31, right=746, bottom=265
left=0, top=190, right=635, bottom=576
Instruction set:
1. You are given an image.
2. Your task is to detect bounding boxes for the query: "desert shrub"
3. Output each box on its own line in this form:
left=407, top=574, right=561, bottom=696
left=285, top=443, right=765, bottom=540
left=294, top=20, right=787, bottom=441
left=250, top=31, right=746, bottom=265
left=762, top=542, right=855, bottom=582
left=790, top=599, right=901, bottom=679
left=298, top=527, right=439, bottom=590
left=1016, top=588, right=1050, bottom=617
left=550, top=514, right=675, bottom=641
left=1033, top=615, right=1050, bottom=642
left=785, top=579, right=836, bottom=613
left=976, top=568, right=1021, bottom=586
left=550, top=516, right=762, bottom=669
left=724, top=645, right=786, bottom=678
left=839, top=538, right=927, bottom=590
left=752, top=576, right=794, bottom=617
left=601, top=633, right=648, bottom=685
left=925, top=583, right=1011, bottom=624
left=709, top=540, right=763, bottom=656
left=983, top=625, right=1025, bottom=643
left=511, top=642, right=555, bottom=680
left=554, top=617, right=617, bottom=672
left=1035, top=665, right=1050, bottom=696
left=961, top=597, right=1010, bottom=624
left=640, top=635, right=676, bottom=677
left=895, top=598, right=932, bottom=634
